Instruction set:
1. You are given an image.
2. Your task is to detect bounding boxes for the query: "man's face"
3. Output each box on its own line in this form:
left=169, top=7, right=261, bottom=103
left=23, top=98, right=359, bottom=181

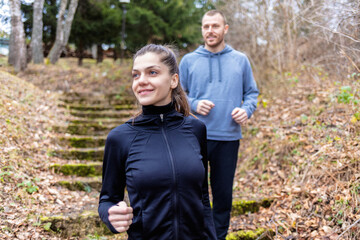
left=201, top=13, right=229, bottom=50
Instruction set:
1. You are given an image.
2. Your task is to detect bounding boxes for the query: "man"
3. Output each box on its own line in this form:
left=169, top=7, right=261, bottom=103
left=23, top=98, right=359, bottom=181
left=179, top=10, right=259, bottom=240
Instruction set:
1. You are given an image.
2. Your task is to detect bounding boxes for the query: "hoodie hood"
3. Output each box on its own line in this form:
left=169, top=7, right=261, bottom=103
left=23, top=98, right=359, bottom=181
left=194, top=45, right=233, bottom=83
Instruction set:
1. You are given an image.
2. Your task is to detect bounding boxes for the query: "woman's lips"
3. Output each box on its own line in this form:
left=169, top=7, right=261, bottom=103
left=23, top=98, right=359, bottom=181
left=138, top=89, right=153, bottom=95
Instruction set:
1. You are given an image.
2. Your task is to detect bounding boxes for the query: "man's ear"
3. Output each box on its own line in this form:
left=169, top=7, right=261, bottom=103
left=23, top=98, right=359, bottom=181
left=171, top=74, right=179, bottom=89
left=224, top=24, right=229, bottom=35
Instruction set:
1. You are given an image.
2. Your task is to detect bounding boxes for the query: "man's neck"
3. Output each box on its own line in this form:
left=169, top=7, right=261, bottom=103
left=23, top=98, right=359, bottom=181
left=204, top=42, right=226, bottom=53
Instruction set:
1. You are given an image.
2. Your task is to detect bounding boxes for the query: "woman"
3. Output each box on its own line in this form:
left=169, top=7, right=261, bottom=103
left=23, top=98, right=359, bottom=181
left=98, top=44, right=216, bottom=240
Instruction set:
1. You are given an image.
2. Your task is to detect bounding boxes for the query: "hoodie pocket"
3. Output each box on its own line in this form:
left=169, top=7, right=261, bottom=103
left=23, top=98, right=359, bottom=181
left=205, top=99, right=239, bottom=133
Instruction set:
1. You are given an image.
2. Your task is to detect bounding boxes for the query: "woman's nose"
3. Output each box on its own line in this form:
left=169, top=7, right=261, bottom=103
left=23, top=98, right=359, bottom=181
left=138, top=74, right=148, bottom=85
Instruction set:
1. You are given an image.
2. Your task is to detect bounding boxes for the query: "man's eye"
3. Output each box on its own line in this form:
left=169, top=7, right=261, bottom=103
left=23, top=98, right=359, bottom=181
left=202, top=26, right=209, bottom=30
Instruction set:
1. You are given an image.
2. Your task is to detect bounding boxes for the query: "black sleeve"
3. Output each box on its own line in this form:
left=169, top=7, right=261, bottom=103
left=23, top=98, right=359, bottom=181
left=98, top=128, right=129, bottom=234
left=192, top=119, right=217, bottom=239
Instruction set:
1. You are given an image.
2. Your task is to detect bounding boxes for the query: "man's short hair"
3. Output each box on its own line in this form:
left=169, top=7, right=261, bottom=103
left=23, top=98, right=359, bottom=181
left=202, top=10, right=227, bottom=25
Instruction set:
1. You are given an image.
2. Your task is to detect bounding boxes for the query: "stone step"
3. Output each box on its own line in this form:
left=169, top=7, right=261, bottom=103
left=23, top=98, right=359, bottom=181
left=53, top=123, right=118, bottom=135
left=226, top=228, right=274, bottom=240
left=60, top=92, right=135, bottom=105
left=49, top=147, right=104, bottom=161
left=40, top=209, right=125, bottom=238
left=59, top=102, right=137, bottom=111
left=69, top=109, right=136, bottom=119
left=54, top=176, right=102, bottom=192
left=50, top=162, right=102, bottom=177
left=231, top=198, right=273, bottom=216
left=69, top=117, right=127, bottom=126
left=58, top=135, right=106, bottom=148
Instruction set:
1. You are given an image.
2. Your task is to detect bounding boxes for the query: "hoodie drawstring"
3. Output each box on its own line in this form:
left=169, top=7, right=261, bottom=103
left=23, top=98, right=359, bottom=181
left=217, top=54, right=222, bottom=82
left=208, top=55, right=212, bottom=83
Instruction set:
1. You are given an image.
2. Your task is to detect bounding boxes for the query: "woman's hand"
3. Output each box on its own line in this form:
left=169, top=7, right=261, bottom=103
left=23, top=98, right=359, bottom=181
left=108, top=201, right=133, bottom=232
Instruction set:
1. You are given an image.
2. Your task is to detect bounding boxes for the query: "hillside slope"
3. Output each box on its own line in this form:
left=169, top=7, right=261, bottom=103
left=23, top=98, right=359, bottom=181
left=1, top=60, right=360, bottom=239
left=0, top=70, right=104, bottom=239
left=231, top=69, right=360, bottom=239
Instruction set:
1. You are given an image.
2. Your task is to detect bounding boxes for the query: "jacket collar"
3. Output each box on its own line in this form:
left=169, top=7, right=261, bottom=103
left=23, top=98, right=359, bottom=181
left=142, top=102, right=175, bottom=115
left=127, top=102, right=184, bottom=130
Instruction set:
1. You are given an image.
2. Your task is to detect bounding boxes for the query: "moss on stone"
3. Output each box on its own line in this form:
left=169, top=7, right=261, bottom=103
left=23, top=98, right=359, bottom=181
left=70, top=110, right=132, bottom=119
left=57, top=178, right=101, bottom=191
left=231, top=200, right=260, bottom=216
left=40, top=210, right=116, bottom=237
left=50, top=163, right=102, bottom=177
left=58, top=180, right=87, bottom=191
left=49, top=148, right=104, bottom=161
left=231, top=198, right=274, bottom=216
left=226, top=228, right=273, bottom=240
left=59, top=136, right=106, bottom=148
left=114, top=104, right=136, bottom=110
left=67, top=136, right=106, bottom=148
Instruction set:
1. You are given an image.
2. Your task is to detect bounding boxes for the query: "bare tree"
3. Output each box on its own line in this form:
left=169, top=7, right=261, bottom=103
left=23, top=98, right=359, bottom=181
left=8, top=0, right=27, bottom=72
left=48, top=0, right=78, bottom=64
left=216, top=0, right=359, bottom=84
left=31, top=0, right=45, bottom=64
left=297, top=0, right=360, bottom=75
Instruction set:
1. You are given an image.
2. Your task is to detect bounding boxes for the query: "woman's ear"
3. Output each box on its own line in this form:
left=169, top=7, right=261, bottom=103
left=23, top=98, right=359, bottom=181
left=170, top=73, right=179, bottom=89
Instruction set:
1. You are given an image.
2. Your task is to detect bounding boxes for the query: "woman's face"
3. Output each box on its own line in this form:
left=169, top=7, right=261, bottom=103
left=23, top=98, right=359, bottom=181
left=132, top=52, right=178, bottom=106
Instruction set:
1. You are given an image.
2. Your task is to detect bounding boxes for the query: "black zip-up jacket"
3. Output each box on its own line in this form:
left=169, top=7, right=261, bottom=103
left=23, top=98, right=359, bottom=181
left=98, top=103, right=216, bottom=240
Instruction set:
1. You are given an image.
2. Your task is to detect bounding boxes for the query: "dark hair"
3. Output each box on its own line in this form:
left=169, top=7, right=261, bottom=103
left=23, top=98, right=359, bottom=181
left=133, top=44, right=190, bottom=116
left=202, top=10, right=227, bottom=25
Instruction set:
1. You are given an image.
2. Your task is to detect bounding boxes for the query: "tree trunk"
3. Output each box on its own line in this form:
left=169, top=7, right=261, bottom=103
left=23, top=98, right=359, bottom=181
left=48, top=0, right=78, bottom=64
left=8, top=0, right=27, bottom=72
left=31, top=0, right=45, bottom=64
left=113, top=47, right=118, bottom=62
left=96, top=44, right=103, bottom=64
left=283, top=0, right=296, bottom=72
left=76, top=42, right=84, bottom=66
left=8, top=29, right=15, bottom=65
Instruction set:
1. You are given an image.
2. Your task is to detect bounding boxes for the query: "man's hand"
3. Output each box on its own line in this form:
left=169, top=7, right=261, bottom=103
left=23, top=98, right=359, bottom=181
left=231, top=107, right=248, bottom=125
left=108, top=201, right=133, bottom=232
left=196, top=100, right=215, bottom=116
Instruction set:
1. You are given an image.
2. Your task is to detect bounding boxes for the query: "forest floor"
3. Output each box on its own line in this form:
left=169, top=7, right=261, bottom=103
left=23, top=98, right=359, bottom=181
left=1, top=57, right=360, bottom=239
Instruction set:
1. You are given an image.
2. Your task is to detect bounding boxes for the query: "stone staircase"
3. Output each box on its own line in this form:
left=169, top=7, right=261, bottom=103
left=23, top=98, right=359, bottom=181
left=42, top=91, right=274, bottom=239
left=50, top=92, right=136, bottom=190
left=42, top=92, right=137, bottom=238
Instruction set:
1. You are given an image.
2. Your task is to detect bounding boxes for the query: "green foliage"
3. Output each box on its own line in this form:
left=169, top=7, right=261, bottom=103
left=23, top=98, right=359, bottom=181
left=125, top=0, right=214, bottom=51
left=284, top=72, right=299, bottom=84
left=337, top=86, right=353, bottom=104
left=43, top=222, right=52, bottom=231
left=84, top=234, right=108, bottom=240
left=17, top=180, right=39, bottom=194
left=70, top=0, right=122, bottom=51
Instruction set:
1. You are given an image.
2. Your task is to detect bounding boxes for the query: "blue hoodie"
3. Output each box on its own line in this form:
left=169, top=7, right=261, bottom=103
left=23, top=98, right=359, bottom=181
left=179, top=45, right=259, bottom=141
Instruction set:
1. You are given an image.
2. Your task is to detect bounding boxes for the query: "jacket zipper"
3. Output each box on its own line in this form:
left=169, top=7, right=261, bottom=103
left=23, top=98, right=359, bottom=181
left=160, top=113, right=179, bottom=240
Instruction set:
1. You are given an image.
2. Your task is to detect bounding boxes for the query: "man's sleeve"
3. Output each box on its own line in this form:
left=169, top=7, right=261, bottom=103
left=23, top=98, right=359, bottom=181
left=179, top=57, right=199, bottom=113
left=241, top=57, right=259, bottom=118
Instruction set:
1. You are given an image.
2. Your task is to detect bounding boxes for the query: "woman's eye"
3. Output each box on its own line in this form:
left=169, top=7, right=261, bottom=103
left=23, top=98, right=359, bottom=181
left=132, top=73, right=139, bottom=78
left=150, top=70, right=157, bottom=75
